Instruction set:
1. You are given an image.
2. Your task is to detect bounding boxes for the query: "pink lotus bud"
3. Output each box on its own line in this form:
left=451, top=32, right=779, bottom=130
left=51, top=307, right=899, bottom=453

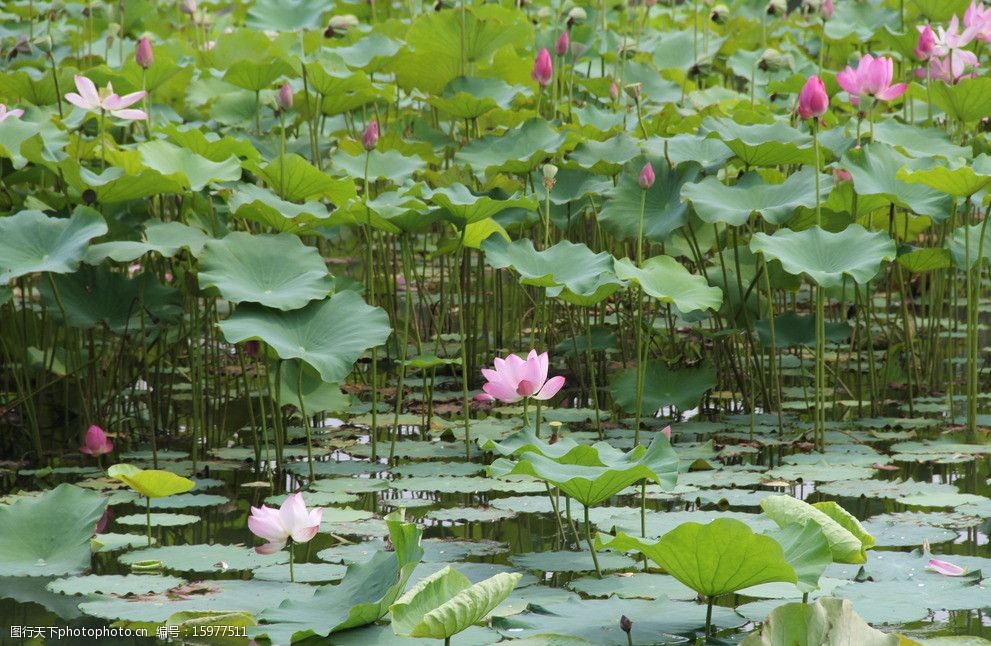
left=80, top=424, right=114, bottom=456
left=660, top=425, right=672, bottom=440
left=820, top=0, right=834, bottom=19
left=554, top=31, right=570, bottom=57
left=796, top=74, right=829, bottom=119
left=834, top=168, right=852, bottom=181
left=638, top=162, right=655, bottom=190
left=531, top=48, right=553, bottom=87
left=915, top=24, right=936, bottom=60
left=609, top=81, right=619, bottom=101
left=362, top=119, right=379, bottom=150
left=180, top=0, right=197, bottom=15
left=277, top=82, right=293, bottom=110
left=135, top=36, right=153, bottom=69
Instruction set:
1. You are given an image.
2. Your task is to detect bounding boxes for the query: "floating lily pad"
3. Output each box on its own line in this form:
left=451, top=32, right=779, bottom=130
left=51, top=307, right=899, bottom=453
left=119, top=544, right=288, bottom=573
left=47, top=574, right=185, bottom=596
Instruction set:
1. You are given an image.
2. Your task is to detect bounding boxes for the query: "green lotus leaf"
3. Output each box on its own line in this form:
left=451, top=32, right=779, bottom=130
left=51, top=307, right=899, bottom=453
left=245, top=0, right=325, bottom=30
left=137, top=141, right=241, bottom=192
left=568, top=133, right=642, bottom=176
left=702, top=118, right=816, bottom=167
left=428, top=76, right=522, bottom=119
left=479, top=426, right=585, bottom=460
left=47, top=574, right=185, bottom=596
left=456, top=119, right=569, bottom=175
left=251, top=154, right=356, bottom=204
left=86, top=222, right=209, bottom=264
left=330, top=35, right=405, bottom=71
left=811, top=501, right=876, bottom=551
left=598, top=161, right=701, bottom=243
left=930, top=77, right=991, bottom=124
left=198, top=232, right=333, bottom=310
left=947, top=223, right=991, bottom=269
left=0, top=117, right=48, bottom=169
left=61, top=163, right=184, bottom=202
left=0, top=484, right=107, bottom=576
left=481, top=237, right=626, bottom=306
left=765, top=522, right=832, bottom=593
left=842, top=144, right=953, bottom=220
left=896, top=247, right=953, bottom=273
left=218, top=290, right=390, bottom=383
left=275, top=359, right=349, bottom=413
left=642, top=134, right=733, bottom=170
left=870, top=119, right=970, bottom=160
left=391, top=567, right=521, bottom=639
left=681, top=168, right=832, bottom=226
left=740, top=597, right=909, bottom=646
left=0, top=207, right=107, bottom=284
left=222, top=59, right=293, bottom=92
left=609, top=361, right=716, bottom=415
left=107, top=464, right=195, bottom=499
left=331, top=148, right=425, bottom=184
left=426, top=184, right=537, bottom=229
left=897, top=155, right=991, bottom=198
left=760, top=495, right=873, bottom=564
left=614, top=256, right=722, bottom=313
left=487, top=434, right=677, bottom=507
left=824, top=1, right=899, bottom=40
left=228, top=184, right=333, bottom=234
left=254, top=513, right=424, bottom=642
left=750, top=225, right=897, bottom=289
left=597, top=518, right=797, bottom=597
left=161, top=124, right=262, bottom=164
left=754, top=312, right=851, bottom=348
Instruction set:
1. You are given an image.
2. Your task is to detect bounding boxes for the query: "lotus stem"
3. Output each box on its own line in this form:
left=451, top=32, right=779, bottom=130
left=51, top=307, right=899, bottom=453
left=583, top=505, right=602, bottom=578
left=705, top=596, right=714, bottom=636
left=145, top=496, right=151, bottom=546
left=288, top=540, right=295, bottom=582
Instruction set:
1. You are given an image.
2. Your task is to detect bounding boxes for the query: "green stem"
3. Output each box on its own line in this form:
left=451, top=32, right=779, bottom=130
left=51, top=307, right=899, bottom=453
left=454, top=227, right=472, bottom=458
left=288, top=540, right=295, bottom=582
left=297, top=362, right=314, bottom=481
left=145, top=497, right=151, bottom=546
left=583, top=504, right=602, bottom=578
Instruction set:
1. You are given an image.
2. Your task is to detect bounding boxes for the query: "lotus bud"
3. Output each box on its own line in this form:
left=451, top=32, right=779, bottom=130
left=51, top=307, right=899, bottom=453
left=766, top=0, right=786, bottom=15
left=609, top=81, right=619, bottom=101
left=820, top=0, right=833, bottom=19
left=796, top=75, right=828, bottom=119
left=555, top=30, right=570, bottom=57
left=710, top=3, right=728, bottom=22
left=567, top=6, right=587, bottom=24
left=620, top=615, right=632, bottom=634
left=277, top=81, right=293, bottom=111
left=362, top=119, right=379, bottom=150
left=135, top=36, right=154, bottom=69
left=915, top=24, right=936, bottom=61
left=542, top=163, right=559, bottom=180
left=531, top=48, right=553, bottom=87
left=638, top=163, right=655, bottom=190
left=757, top=47, right=787, bottom=72
left=180, top=0, right=197, bottom=15
left=326, top=14, right=359, bottom=37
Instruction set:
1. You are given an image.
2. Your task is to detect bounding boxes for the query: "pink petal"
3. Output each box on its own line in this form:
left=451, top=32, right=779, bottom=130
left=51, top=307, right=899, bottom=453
left=660, top=425, right=672, bottom=440
left=64, top=93, right=93, bottom=110
left=248, top=505, right=287, bottom=542
left=474, top=392, right=494, bottom=402
left=533, top=375, right=565, bottom=400
left=290, top=524, right=320, bottom=543
left=482, top=380, right=520, bottom=403
left=255, top=541, right=285, bottom=554
left=279, top=493, right=311, bottom=534
left=520, top=350, right=545, bottom=387
left=115, top=91, right=147, bottom=108
left=928, top=558, right=967, bottom=576
left=74, top=75, right=100, bottom=106
left=110, top=109, right=148, bottom=121
left=535, top=351, right=549, bottom=386
left=835, top=67, right=858, bottom=96
left=516, top=379, right=538, bottom=397
left=102, top=94, right=123, bottom=110
left=875, top=83, right=907, bottom=101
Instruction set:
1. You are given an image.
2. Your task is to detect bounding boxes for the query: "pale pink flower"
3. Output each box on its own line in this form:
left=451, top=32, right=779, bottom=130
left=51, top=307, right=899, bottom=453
left=796, top=75, right=829, bottom=119
left=835, top=54, right=907, bottom=105
left=531, top=48, right=553, bottom=87
left=479, top=350, right=565, bottom=403
left=248, top=492, right=323, bottom=554
left=927, top=558, right=967, bottom=576
left=965, top=1, right=991, bottom=41
left=933, top=15, right=978, bottom=56
left=80, top=424, right=114, bottom=456
left=65, top=75, right=147, bottom=121
left=0, top=104, right=24, bottom=122
left=928, top=49, right=980, bottom=82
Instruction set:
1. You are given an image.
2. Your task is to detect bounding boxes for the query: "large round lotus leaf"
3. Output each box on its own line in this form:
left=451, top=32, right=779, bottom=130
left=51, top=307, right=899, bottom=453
left=219, top=290, right=390, bottom=383
left=681, top=168, right=832, bottom=227
left=47, top=574, right=185, bottom=596
left=116, top=513, right=199, bottom=527
left=492, top=597, right=746, bottom=643
left=568, top=133, right=642, bottom=175
left=831, top=577, right=991, bottom=625
left=137, top=140, right=241, bottom=192
left=390, top=476, right=544, bottom=494
left=0, top=575, right=87, bottom=620
left=425, top=184, right=536, bottom=229
left=427, top=507, right=516, bottom=523
left=755, top=311, right=852, bottom=348
left=598, top=161, right=701, bottom=243
left=332, top=624, right=500, bottom=646
left=119, top=544, right=288, bottom=572
left=481, top=237, right=625, bottom=306
left=107, top=464, right=195, bottom=499
left=701, top=118, right=816, bottom=167
left=228, top=184, right=333, bottom=235
left=767, top=463, right=877, bottom=483
left=740, top=597, right=906, bottom=646
left=947, top=223, right=991, bottom=270
left=511, top=550, right=636, bottom=573
left=91, top=533, right=156, bottom=552
left=0, top=207, right=107, bottom=284
left=614, top=255, right=722, bottom=313
left=859, top=518, right=956, bottom=547
left=253, top=563, right=347, bottom=583
left=244, top=0, right=324, bottom=30
left=455, top=118, right=567, bottom=174
left=391, top=567, right=521, bottom=639
left=817, top=478, right=959, bottom=501
left=85, top=221, right=209, bottom=264
left=766, top=521, right=832, bottom=592
left=897, top=154, right=991, bottom=198
left=568, top=572, right=696, bottom=600
left=761, top=495, right=872, bottom=564
left=390, top=461, right=484, bottom=478
left=750, top=225, right=897, bottom=289
left=610, top=360, right=716, bottom=415
left=148, top=493, right=228, bottom=509
left=824, top=0, right=898, bottom=40
left=197, top=232, right=333, bottom=310
left=598, top=519, right=797, bottom=597
left=0, top=483, right=107, bottom=576
left=842, top=144, right=952, bottom=220
left=929, top=76, right=991, bottom=124
left=428, top=76, right=521, bottom=119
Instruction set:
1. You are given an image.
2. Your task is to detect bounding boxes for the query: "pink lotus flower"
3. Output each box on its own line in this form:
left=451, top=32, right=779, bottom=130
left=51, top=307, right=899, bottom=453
left=660, top=425, right=672, bottom=440
left=248, top=492, right=323, bottom=555
left=80, top=425, right=114, bottom=456
left=135, top=37, right=154, bottom=69
left=362, top=119, right=379, bottom=150
left=796, top=75, right=829, bottom=119
left=531, top=48, right=553, bottom=87
left=928, top=49, right=980, bottom=83
left=65, top=75, right=148, bottom=121
left=966, top=1, right=991, bottom=41
left=820, top=0, right=833, bottom=19
left=277, top=82, right=293, bottom=111
left=479, top=350, right=565, bottom=403
left=934, top=15, right=978, bottom=56
left=927, top=558, right=967, bottom=576
left=639, top=162, right=655, bottom=190
left=835, top=54, right=907, bottom=105
left=833, top=168, right=852, bottom=181
left=915, top=25, right=936, bottom=60
left=555, top=31, right=570, bottom=57
left=0, top=104, right=24, bottom=122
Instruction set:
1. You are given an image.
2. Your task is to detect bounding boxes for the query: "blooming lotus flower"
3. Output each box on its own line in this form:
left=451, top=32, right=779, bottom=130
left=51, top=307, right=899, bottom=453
left=639, top=162, right=655, bottom=190
left=135, top=37, right=154, bottom=69
left=531, top=48, right=553, bottom=87
left=555, top=31, right=570, bottom=57
left=65, top=75, right=148, bottom=121
left=0, top=104, right=24, bottom=122
left=928, top=49, right=980, bottom=83
left=248, top=492, right=323, bottom=555
left=933, top=15, right=978, bottom=56
left=277, top=82, right=293, bottom=111
left=80, top=425, right=114, bottom=456
left=835, top=54, right=907, bottom=105
left=479, top=350, right=565, bottom=403
left=362, top=119, right=379, bottom=150
left=927, top=558, right=967, bottom=576
left=796, top=75, right=829, bottom=119
left=915, top=25, right=936, bottom=60
left=965, top=1, right=991, bottom=40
